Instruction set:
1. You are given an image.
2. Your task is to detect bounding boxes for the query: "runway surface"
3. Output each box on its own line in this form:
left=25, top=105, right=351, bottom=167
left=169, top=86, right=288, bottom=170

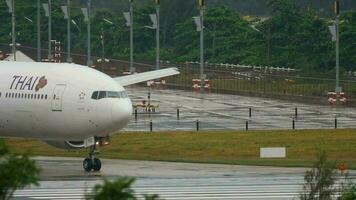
left=125, top=86, right=356, bottom=131
left=12, top=157, right=355, bottom=200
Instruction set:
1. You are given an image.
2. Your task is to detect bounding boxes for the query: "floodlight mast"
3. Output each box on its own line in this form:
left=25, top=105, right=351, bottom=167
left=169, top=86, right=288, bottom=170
left=48, top=0, right=52, bottom=60
left=6, top=0, right=16, bottom=60
left=67, top=0, right=72, bottom=63
left=37, top=0, right=41, bottom=62
left=130, top=0, right=134, bottom=73
left=155, top=0, right=160, bottom=70
left=11, top=0, right=16, bottom=61
left=199, top=0, right=205, bottom=94
left=335, top=0, right=341, bottom=93
left=87, top=0, right=91, bottom=66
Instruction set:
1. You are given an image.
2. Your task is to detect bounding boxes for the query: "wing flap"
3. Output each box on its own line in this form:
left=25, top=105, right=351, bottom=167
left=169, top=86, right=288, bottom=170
left=114, top=68, right=179, bottom=86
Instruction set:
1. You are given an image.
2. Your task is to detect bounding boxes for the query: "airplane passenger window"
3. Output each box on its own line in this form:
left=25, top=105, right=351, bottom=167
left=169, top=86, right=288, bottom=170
left=21, top=94, right=24, bottom=98
left=45, top=94, right=48, bottom=99
left=98, top=91, right=107, bottom=99
left=91, top=91, right=98, bottom=100
left=5, top=93, right=7, bottom=98
left=41, top=94, right=44, bottom=99
left=31, top=94, right=33, bottom=99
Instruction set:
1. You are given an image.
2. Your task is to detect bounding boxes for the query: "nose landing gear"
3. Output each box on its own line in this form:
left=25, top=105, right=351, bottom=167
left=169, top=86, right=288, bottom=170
left=83, top=143, right=102, bottom=172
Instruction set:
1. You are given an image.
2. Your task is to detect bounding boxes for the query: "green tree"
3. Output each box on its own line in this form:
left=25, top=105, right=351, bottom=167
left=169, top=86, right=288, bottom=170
left=339, top=185, right=356, bottom=200
left=173, top=7, right=258, bottom=63
left=0, top=139, right=40, bottom=200
left=87, top=177, right=163, bottom=200
left=299, top=152, right=337, bottom=200
left=340, top=11, right=356, bottom=71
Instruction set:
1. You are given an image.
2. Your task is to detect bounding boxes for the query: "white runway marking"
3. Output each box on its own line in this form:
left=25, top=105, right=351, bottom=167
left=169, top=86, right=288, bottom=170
left=14, top=180, right=302, bottom=200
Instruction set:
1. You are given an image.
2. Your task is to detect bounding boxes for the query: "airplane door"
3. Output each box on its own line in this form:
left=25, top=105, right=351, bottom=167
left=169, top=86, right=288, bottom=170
left=51, top=84, right=66, bottom=112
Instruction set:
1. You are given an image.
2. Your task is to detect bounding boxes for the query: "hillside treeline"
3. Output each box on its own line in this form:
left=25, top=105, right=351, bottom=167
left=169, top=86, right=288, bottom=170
left=75, top=0, right=356, bottom=16
left=0, top=0, right=355, bottom=76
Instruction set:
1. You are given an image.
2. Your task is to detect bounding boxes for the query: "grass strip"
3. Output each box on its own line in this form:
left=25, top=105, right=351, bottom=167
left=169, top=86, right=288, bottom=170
left=5, top=129, right=356, bottom=169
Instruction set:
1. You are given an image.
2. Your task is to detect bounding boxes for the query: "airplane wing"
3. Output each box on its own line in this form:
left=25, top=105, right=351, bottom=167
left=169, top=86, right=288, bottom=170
left=113, top=67, right=180, bottom=86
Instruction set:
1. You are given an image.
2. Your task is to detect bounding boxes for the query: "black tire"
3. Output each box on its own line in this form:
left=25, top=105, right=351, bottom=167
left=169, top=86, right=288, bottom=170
left=93, top=158, right=101, bottom=171
left=83, top=158, right=93, bottom=172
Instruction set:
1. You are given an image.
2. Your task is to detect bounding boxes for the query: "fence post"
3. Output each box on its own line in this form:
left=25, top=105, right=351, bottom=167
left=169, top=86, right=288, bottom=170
left=246, top=120, right=249, bottom=131
left=177, top=108, right=180, bottom=120
left=150, top=120, right=153, bottom=132
left=295, top=107, right=298, bottom=118
left=196, top=120, right=200, bottom=131
left=134, top=109, right=138, bottom=121
left=249, top=107, right=252, bottom=118
left=335, top=117, right=338, bottom=129
left=292, top=118, right=295, bottom=130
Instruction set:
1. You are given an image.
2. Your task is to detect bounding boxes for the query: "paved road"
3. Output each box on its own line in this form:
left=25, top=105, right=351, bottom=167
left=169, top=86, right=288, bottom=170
left=12, top=157, right=355, bottom=200
left=125, top=86, right=356, bottom=131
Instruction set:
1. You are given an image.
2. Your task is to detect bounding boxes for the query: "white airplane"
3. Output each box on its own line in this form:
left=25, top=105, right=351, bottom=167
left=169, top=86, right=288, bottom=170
left=0, top=61, right=179, bottom=172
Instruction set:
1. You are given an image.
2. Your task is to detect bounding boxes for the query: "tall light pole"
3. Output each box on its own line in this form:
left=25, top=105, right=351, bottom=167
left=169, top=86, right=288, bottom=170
left=81, top=1, right=91, bottom=66
left=198, top=0, right=205, bottom=93
left=129, top=0, right=134, bottom=73
left=48, top=0, right=52, bottom=60
left=155, top=0, right=160, bottom=70
left=6, top=0, right=16, bottom=60
left=123, top=1, right=134, bottom=73
left=42, top=2, right=51, bottom=60
left=37, top=0, right=41, bottom=62
left=61, top=1, right=72, bottom=63
left=335, top=0, right=341, bottom=93
left=100, top=27, right=105, bottom=71
left=11, top=0, right=15, bottom=60
left=87, top=0, right=91, bottom=66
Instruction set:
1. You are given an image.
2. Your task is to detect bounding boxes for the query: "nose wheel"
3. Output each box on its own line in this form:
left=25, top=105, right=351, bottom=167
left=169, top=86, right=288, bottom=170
left=83, top=143, right=102, bottom=172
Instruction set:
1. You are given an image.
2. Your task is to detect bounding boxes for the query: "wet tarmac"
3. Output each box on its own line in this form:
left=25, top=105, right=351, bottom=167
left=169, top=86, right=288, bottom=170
left=125, top=86, right=356, bottom=131
left=12, top=157, right=356, bottom=200
left=11, top=157, right=310, bottom=200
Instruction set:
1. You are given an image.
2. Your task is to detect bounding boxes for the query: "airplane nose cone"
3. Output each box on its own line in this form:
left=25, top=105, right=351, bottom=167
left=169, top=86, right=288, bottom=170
left=111, top=99, right=132, bottom=128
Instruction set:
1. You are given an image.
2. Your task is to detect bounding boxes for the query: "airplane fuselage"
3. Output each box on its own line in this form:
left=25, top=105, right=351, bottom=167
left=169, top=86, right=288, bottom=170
left=0, top=62, right=132, bottom=141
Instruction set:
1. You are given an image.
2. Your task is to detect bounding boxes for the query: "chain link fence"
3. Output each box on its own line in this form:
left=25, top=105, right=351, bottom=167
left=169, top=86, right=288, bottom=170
left=2, top=44, right=356, bottom=107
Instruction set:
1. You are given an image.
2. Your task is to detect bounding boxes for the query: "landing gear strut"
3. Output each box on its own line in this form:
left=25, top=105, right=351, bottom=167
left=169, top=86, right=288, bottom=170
left=83, top=143, right=102, bottom=172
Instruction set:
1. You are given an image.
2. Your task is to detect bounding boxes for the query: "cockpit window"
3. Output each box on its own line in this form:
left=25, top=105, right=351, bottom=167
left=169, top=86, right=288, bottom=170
left=98, top=91, right=107, bottom=99
left=92, top=91, right=128, bottom=100
left=91, top=91, right=98, bottom=100
left=108, top=91, right=119, bottom=98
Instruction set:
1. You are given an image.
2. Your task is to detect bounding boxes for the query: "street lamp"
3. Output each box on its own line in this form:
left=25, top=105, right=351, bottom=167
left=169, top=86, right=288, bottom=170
left=42, top=1, right=52, bottom=60
left=146, top=3, right=160, bottom=70
left=61, top=0, right=72, bottom=63
left=329, top=1, right=341, bottom=94
left=194, top=0, right=205, bottom=93
left=81, top=0, right=92, bottom=66
left=123, top=0, right=134, bottom=73
left=335, top=0, right=341, bottom=93
left=5, top=0, right=16, bottom=61
left=154, top=0, right=160, bottom=70
left=37, top=0, right=41, bottom=62
left=98, top=18, right=117, bottom=71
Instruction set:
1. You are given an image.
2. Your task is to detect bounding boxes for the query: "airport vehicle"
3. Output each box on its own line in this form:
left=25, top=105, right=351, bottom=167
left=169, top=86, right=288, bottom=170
left=0, top=61, right=179, bottom=171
